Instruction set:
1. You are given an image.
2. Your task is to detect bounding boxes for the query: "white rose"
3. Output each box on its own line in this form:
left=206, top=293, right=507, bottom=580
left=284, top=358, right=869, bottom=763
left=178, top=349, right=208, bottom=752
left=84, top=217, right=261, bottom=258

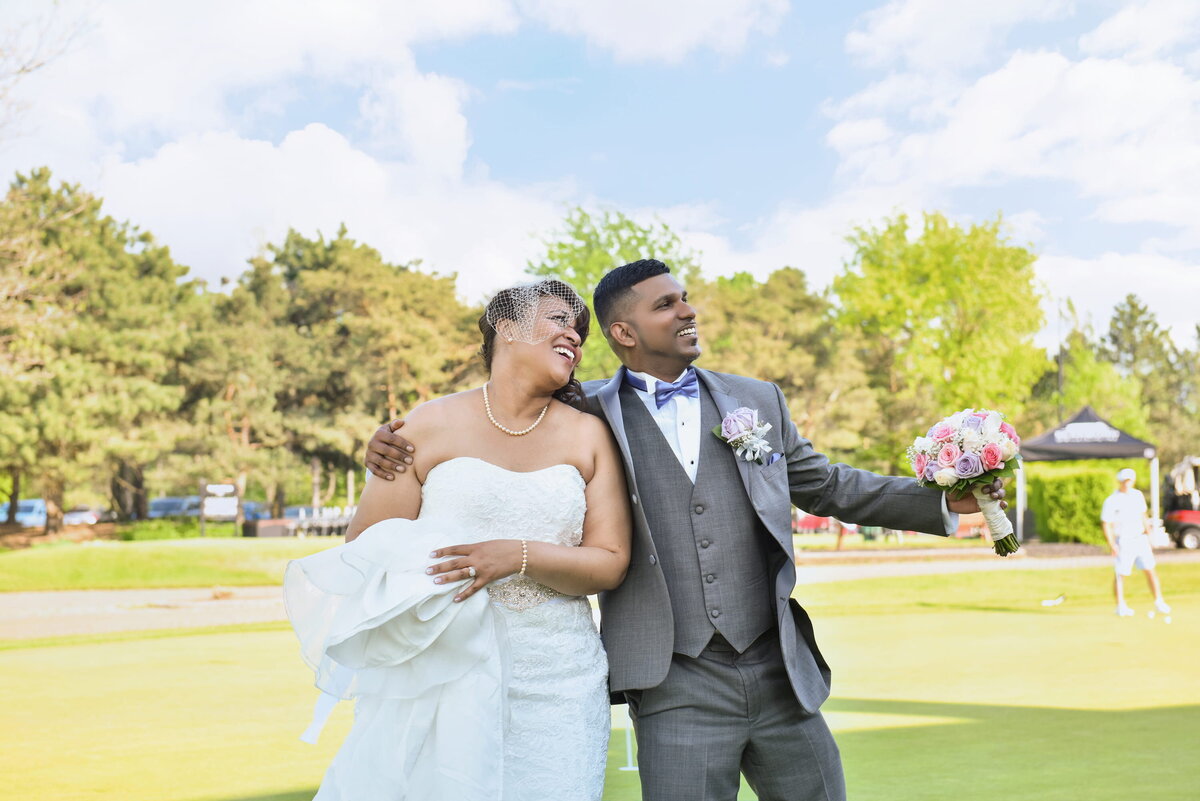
left=982, top=412, right=1002, bottom=437
left=999, top=438, right=1018, bottom=460
left=934, top=468, right=958, bottom=487
left=961, top=431, right=986, bottom=452
left=913, top=436, right=935, bottom=452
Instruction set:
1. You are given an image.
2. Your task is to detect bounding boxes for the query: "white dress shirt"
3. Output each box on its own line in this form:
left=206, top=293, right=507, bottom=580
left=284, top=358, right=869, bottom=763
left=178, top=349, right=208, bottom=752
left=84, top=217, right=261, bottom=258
left=626, top=367, right=701, bottom=483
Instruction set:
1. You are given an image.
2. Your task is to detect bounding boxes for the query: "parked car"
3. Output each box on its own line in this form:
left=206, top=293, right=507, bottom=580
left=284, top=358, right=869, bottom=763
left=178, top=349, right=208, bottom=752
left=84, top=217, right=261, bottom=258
left=283, top=505, right=317, bottom=519
left=242, top=501, right=270, bottom=521
left=0, top=498, right=48, bottom=528
left=62, top=506, right=102, bottom=526
left=147, top=496, right=201, bottom=518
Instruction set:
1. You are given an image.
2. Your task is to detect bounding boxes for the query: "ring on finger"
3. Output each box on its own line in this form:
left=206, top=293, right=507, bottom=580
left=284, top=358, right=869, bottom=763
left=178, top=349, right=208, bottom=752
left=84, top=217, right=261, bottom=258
left=467, top=566, right=477, bottom=578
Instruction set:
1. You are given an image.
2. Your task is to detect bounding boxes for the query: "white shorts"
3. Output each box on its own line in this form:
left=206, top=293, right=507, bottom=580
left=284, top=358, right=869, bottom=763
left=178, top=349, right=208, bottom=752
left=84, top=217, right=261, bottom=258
left=1114, top=538, right=1156, bottom=576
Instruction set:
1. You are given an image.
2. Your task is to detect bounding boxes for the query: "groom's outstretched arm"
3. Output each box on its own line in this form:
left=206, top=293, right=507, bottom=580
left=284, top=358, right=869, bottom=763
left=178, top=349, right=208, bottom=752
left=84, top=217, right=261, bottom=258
left=771, top=384, right=950, bottom=536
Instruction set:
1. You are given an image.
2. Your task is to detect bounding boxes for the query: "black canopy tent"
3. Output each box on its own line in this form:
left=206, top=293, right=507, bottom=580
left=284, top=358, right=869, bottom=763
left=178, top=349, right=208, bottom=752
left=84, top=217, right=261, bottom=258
left=1016, top=406, right=1160, bottom=541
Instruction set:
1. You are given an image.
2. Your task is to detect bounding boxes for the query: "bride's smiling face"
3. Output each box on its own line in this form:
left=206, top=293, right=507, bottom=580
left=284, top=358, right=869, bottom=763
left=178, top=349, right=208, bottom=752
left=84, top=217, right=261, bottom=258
left=495, top=295, right=584, bottom=387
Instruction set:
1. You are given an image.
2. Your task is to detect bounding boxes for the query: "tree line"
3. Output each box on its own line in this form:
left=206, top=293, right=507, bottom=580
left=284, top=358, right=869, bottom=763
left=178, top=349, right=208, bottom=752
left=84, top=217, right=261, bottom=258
left=2, top=168, right=1198, bottom=533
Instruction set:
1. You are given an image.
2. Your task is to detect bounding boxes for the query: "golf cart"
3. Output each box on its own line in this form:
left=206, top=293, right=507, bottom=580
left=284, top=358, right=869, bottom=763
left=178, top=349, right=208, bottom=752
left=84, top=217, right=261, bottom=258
left=1164, top=456, right=1200, bottom=549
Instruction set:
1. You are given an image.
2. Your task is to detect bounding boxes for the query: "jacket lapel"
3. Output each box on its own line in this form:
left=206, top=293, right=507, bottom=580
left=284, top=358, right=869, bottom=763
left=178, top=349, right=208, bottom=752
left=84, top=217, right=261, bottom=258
left=595, top=367, right=638, bottom=486
left=696, top=368, right=753, bottom=498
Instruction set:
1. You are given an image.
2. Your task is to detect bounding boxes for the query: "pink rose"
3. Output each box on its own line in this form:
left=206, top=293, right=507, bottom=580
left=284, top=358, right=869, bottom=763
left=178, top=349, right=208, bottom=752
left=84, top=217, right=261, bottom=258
left=936, top=442, right=962, bottom=468
left=930, top=422, right=955, bottom=442
left=913, top=452, right=930, bottom=477
left=981, top=442, right=1004, bottom=471
left=973, top=411, right=989, bottom=419
left=999, top=421, right=1021, bottom=446
left=721, top=407, right=758, bottom=440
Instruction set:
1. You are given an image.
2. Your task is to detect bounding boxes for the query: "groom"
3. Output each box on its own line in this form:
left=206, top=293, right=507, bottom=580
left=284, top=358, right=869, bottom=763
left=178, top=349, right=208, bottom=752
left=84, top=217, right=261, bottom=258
left=365, top=259, right=1000, bottom=801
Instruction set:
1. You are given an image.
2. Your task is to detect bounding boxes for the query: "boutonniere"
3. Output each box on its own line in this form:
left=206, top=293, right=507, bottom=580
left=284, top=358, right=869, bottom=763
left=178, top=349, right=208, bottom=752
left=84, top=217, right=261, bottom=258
left=713, top=407, right=773, bottom=464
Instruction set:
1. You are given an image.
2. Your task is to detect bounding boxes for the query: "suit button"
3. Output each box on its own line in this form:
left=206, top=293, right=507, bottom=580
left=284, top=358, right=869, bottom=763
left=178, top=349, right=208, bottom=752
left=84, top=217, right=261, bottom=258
left=694, top=504, right=704, bottom=514
left=649, top=554, right=657, bottom=565
left=706, top=574, right=715, bottom=584
left=700, top=539, right=711, bottom=549
left=631, top=494, right=639, bottom=505
left=710, top=609, right=720, bottom=618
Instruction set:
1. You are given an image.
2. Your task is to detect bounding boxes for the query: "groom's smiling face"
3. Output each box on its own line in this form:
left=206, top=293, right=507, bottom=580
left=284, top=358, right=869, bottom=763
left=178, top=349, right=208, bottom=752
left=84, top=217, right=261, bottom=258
left=616, top=273, right=701, bottom=376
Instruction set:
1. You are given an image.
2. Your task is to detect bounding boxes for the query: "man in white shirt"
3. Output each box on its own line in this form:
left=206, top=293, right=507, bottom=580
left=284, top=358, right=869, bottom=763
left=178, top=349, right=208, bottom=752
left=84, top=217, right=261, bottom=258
left=1101, top=468, right=1170, bottom=616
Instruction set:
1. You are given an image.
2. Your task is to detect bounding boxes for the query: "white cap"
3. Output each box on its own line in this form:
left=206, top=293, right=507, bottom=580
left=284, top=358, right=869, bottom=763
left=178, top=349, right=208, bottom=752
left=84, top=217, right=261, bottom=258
left=1117, top=468, right=1136, bottom=482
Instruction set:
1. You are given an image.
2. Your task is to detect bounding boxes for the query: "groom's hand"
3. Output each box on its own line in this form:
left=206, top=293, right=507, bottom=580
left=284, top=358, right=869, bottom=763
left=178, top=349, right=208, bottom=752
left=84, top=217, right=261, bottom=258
left=364, top=419, right=415, bottom=480
left=946, top=478, right=1007, bottom=514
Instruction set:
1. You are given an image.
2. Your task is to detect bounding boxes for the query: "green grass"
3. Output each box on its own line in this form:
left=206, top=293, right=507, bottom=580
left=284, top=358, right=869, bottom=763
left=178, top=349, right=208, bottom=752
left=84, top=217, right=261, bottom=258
left=1, top=564, right=1197, bottom=800
left=794, top=531, right=991, bottom=550
left=1, top=533, right=994, bottom=594
left=115, top=518, right=230, bottom=541
left=0, top=538, right=339, bottom=592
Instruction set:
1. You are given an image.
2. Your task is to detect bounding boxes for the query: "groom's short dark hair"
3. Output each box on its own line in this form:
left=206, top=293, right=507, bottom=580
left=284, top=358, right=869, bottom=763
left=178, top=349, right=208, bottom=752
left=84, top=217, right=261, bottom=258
left=594, top=259, right=671, bottom=332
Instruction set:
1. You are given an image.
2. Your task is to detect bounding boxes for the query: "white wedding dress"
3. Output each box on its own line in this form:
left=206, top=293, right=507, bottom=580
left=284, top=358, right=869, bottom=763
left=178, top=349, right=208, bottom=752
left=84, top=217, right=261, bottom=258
left=284, top=457, right=610, bottom=801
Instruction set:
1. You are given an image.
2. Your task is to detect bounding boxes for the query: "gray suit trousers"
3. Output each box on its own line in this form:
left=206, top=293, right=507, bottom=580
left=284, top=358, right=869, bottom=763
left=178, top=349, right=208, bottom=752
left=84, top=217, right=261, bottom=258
left=626, top=633, right=846, bottom=801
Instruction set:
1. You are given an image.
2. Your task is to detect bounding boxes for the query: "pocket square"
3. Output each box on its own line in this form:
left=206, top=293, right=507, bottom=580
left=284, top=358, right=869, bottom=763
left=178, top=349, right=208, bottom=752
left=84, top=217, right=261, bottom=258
left=766, top=453, right=783, bottom=466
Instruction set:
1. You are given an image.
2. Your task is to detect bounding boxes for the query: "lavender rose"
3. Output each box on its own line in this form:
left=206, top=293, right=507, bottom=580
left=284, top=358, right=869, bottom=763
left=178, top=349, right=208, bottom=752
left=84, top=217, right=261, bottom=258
left=923, top=462, right=938, bottom=482
left=961, top=415, right=984, bottom=432
left=954, top=451, right=984, bottom=479
left=721, top=407, right=758, bottom=440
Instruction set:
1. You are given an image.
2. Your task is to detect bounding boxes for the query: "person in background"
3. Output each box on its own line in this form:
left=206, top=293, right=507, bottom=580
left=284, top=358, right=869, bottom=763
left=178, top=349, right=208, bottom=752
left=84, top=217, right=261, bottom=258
left=1102, top=467, right=1170, bottom=617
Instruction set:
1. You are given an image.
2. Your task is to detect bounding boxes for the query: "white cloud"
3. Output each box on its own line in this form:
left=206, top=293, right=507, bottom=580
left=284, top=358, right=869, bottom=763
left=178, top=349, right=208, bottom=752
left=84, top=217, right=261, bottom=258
left=821, top=2, right=1200, bottom=347
left=1035, top=251, right=1200, bottom=345
left=517, top=0, right=789, bottom=63
left=827, top=49, right=1200, bottom=252
left=6, top=0, right=517, bottom=140
left=846, top=0, right=1073, bottom=73
left=96, top=125, right=574, bottom=301
left=359, top=63, right=474, bottom=179
left=1079, top=0, right=1200, bottom=60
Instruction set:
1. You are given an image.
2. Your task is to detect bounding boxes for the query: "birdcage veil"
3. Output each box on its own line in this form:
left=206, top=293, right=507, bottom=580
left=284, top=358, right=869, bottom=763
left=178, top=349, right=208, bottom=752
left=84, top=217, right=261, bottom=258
left=484, top=280, right=587, bottom=344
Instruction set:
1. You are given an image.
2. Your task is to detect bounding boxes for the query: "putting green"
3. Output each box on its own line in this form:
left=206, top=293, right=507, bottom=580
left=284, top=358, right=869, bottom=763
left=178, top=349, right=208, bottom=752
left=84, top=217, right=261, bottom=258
left=1, top=564, right=1196, bottom=800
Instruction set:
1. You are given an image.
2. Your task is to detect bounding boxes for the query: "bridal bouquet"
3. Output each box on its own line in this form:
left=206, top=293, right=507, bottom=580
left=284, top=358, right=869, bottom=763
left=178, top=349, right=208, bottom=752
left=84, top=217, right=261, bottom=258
left=907, top=409, right=1022, bottom=556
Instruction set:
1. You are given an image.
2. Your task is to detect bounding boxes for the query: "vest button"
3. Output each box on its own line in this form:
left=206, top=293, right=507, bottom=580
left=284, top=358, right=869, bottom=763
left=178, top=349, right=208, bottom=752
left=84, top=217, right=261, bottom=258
left=631, top=494, right=639, bottom=505
left=649, top=554, right=657, bottom=565
left=700, top=539, right=711, bottom=548
left=710, top=609, right=720, bottom=618
left=706, top=574, right=715, bottom=583
left=694, top=505, right=704, bottom=514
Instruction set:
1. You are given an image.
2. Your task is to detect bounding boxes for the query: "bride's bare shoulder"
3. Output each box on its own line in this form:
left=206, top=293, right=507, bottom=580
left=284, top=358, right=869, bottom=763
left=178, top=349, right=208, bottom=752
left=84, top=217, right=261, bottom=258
left=555, top=401, right=615, bottom=447
left=404, top=389, right=482, bottom=433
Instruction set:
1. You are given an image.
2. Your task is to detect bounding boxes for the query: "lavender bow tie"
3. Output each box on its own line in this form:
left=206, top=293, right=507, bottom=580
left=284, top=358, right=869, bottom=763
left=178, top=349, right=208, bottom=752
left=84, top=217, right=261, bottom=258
left=625, top=369, right=699, bottom=408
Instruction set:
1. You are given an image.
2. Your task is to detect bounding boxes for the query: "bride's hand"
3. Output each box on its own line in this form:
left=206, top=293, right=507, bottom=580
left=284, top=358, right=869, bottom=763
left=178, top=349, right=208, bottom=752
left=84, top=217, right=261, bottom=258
left=427, top=540, right=523, bottom=602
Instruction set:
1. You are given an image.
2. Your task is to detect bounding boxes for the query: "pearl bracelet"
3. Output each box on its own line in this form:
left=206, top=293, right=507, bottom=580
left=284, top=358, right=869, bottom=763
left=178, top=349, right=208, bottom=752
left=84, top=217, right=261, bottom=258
left=519, top=539, right=528, bottom=577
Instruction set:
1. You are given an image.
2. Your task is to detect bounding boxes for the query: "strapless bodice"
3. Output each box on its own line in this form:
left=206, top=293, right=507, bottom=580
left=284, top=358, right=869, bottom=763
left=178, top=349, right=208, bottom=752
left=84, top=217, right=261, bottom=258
left=419, top=456, right=586, bottom=548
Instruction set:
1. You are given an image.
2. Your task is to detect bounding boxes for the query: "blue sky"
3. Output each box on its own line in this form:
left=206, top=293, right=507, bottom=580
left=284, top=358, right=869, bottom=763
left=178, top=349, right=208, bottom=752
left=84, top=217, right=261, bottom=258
left=4, top=0, right=1199, bottom=345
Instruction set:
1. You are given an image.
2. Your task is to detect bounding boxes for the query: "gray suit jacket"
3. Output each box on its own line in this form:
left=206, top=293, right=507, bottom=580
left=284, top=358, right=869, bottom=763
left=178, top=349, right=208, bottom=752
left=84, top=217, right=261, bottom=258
left=586, top=366, right=948, bottom=710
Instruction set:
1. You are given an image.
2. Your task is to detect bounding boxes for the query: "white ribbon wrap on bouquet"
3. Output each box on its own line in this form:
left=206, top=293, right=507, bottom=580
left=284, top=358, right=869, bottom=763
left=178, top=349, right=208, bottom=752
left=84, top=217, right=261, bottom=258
left=972, top=486, right=1013, bottom=542
left=284, top=517, right=510, bottom=801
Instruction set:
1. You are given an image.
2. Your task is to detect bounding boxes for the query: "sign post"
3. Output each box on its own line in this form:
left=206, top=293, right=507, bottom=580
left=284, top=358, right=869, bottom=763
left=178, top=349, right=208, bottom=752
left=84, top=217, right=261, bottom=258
left=200, top=482, right=238, bottom=537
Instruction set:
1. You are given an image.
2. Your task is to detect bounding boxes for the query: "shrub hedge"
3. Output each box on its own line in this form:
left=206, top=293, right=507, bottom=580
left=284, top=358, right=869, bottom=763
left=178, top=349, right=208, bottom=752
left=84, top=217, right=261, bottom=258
left=1025, top=460, right=1146, bottom=545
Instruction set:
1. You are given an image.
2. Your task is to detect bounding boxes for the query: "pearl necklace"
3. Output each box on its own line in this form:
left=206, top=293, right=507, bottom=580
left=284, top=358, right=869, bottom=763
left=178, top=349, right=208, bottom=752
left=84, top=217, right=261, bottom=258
left=483, top=383, right=549, bottom=436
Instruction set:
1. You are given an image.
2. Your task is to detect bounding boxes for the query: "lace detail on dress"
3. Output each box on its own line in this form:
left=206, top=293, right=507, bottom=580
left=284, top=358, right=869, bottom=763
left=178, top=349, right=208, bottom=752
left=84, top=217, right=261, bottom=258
left=488, top=576, right=567, bottom=611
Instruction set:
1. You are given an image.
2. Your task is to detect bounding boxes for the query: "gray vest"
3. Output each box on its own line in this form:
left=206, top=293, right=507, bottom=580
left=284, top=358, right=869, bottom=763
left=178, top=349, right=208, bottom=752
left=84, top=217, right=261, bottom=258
left=619, top=383, right=775, bottom=656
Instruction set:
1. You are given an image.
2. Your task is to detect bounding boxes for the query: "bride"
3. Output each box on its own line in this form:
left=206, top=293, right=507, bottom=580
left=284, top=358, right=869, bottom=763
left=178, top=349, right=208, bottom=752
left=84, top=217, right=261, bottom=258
left=284, top=279, right=631, bottom=801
